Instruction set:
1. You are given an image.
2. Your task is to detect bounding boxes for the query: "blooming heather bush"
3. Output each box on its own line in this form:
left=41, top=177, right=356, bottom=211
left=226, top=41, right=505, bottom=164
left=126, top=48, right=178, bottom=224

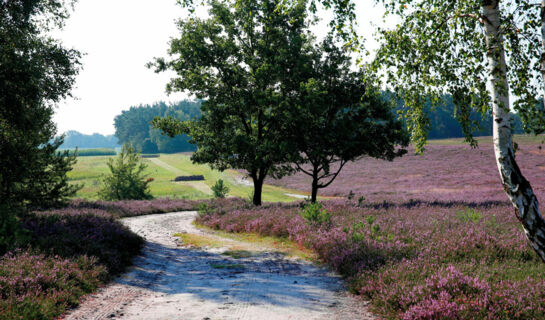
left=197, top=199, right=545, bottom=319
left=22, top=208, right=144, bottom=274
left=0, top=250, right=107, bottom=320
left=0, top=202, right=153, bottom=319
left=70, top=197, right=248, bottom=218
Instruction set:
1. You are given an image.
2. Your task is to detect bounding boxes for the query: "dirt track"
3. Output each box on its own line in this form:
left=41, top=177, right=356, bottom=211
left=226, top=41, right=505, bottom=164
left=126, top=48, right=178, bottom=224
left=65, top=211, right=375, bottom=320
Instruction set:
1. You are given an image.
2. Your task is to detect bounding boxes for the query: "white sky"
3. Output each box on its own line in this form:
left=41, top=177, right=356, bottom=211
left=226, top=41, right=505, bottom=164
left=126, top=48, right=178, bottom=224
left=52, top=0, right=392, bottom=135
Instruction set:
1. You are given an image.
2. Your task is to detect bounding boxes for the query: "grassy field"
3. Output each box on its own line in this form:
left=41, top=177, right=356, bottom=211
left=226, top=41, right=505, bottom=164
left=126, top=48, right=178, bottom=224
left=68, top=153, right=307, bottom=202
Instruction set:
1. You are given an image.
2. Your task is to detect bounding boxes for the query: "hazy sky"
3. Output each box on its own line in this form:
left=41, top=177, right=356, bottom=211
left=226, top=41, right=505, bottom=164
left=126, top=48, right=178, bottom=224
left=52, top=0, right=391, bottom=135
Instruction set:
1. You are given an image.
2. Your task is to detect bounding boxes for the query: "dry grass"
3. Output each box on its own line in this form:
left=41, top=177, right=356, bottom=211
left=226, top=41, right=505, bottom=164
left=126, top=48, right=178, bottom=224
left=174, top=226, right=316, bottom=261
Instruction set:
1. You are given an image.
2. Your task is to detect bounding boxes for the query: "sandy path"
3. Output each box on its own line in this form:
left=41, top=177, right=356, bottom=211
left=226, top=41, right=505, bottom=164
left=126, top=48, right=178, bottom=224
left=65, top=212, right=375, bottom=320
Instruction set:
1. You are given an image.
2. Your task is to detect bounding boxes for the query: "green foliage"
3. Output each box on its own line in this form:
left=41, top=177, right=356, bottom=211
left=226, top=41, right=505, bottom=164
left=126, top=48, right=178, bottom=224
left=357, top=196, right=365, bottom=207
left=456, top=207, right=484, bottom=224
left=150, top=0, right=313, bottom=206
left=197, top=202, right=213, bottom=218
left=211, top=179, right=230, bottom=199
left=98, top=144, right=153, bottom=201
left=0, top=204, right=29, bottom=256
left=348, top=217, right=394, bottom=243
left=284, top=36, right=408, bottom=202
left=0, top=0, right=82, bottom=210
left=300, top=202, right=331, bottom=226
left=114, top=100, right=201, bottom=154
left=371, top=0, right=545, bottom=150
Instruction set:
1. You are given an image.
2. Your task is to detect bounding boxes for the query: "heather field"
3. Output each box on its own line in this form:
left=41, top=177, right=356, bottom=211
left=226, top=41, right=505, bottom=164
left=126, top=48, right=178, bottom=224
left=5, top=139, right=545, bottom=319
left=197, top=137, right=545, bottom=319
left=197, top=200, right=545, bottom=319
left=268, top=137, right=545, bottom=204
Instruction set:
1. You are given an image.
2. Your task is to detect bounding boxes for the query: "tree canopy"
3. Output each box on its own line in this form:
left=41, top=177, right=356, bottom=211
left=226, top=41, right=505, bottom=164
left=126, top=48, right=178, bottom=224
left=286, top=37, right=408, bottom=202
left=311, top=0, right=545, bottom=261
left=0, top=0, right=81, bottom=209
left=151, top=0, right=314, bottom=205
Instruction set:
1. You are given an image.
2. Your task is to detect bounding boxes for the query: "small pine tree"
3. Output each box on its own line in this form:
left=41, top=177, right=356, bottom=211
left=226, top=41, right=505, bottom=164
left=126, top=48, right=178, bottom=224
left=98, top=144, right=154, bottom=201
left=211, top=179, right=230, bottom=198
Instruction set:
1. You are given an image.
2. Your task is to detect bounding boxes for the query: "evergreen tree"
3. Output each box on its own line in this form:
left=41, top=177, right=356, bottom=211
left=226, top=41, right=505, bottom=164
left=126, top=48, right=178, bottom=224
left=1, top=0, right=82, bottom=210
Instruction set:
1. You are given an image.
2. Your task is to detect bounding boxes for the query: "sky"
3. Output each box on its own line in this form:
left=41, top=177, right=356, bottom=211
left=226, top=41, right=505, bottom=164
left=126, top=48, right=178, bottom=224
left=52, top=0, right=392, bottom=135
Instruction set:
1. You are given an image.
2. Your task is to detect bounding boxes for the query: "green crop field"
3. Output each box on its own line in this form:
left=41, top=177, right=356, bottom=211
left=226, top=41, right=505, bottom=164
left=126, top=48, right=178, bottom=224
left=67, top=153, right=307, bottom=202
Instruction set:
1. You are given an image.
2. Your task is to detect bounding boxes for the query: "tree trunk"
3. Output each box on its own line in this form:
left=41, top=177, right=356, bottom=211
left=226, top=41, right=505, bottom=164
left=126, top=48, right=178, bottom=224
left=541, top=0, right=545, bottom=107
left=483, top=0, right=545, bottom=262
left=311, top=179, right=318, bottom=203
left=252, top=176, right=264, bottom=206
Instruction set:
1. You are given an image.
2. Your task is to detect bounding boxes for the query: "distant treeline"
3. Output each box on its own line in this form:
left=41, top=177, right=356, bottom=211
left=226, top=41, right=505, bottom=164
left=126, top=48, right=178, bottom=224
left=110, top=96, right=524, bottom=154
left=384, top=92, right=525, bottom=139
left=114, top=100, right=201, bottom=154
left=60, top=131, right=120, bottom=149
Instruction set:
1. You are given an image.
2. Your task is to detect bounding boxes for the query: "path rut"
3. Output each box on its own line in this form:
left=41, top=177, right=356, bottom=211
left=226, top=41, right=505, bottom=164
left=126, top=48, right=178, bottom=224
left=65, top=211, right=375, bottom=320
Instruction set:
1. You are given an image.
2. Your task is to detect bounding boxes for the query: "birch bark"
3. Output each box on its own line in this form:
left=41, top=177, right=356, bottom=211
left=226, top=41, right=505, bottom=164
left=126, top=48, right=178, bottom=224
left=484, top=0, right=545, bottom=261
left=541, top=0, right=545, bottom=107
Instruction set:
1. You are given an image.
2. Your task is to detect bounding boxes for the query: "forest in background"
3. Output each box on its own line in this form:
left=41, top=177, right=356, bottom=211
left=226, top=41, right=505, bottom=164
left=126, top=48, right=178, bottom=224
left=59, top=131, right=119, bottom=149
left=60, top=96, right=523, bottom=152
left=114, top=100, right=201, bottom=153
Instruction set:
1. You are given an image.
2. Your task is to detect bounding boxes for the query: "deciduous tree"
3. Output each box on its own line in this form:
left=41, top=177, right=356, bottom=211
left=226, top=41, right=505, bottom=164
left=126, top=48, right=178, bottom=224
left=314, top=0, right=545, bottom=261
left=150, top=0, right=313, bottom=205
left=286, top=37, right=408, bottom=202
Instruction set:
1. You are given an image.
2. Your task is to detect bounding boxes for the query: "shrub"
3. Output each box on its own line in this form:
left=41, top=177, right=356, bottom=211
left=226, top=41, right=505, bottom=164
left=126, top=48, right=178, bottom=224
left=300, top=202, right=331, bottom=226
left=0, top=250, right=107, bottom=320
left=98, top=144, right=153, bottom=201
left=65, top=148, right=117, bottom=157
left=456, top=207, right=483, bottom=223
left=197, top=202, right=213, bottom=218
left=211, top=179, right=230, bottom=198
left=174, top=175, right=205, bottom=182
left=22, top=208, right=144, bottom=274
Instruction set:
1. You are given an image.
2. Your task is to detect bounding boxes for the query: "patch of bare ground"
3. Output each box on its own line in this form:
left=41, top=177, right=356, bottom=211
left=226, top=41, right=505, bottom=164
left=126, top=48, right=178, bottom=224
left=64, top=211, right=374, bottom=320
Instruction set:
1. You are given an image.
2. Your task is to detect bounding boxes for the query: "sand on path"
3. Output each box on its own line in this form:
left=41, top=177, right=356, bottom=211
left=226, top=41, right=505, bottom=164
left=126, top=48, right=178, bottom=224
left=65, top=211, right=375, bottom=320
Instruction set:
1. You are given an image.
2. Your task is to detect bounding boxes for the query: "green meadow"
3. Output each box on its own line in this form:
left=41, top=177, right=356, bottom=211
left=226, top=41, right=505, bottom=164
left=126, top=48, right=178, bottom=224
left=68, top=153, right=306, bottom=202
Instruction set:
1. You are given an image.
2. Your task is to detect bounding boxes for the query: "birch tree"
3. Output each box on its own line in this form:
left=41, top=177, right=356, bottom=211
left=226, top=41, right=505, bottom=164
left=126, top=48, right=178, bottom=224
left=313, top=0, right=545, bottom=261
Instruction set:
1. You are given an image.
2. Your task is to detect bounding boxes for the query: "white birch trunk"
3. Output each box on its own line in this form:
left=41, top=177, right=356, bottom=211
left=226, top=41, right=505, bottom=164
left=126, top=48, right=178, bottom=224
left=483, top=0, right=545, bottom=262
left=541, top=0, right=545, bottom=106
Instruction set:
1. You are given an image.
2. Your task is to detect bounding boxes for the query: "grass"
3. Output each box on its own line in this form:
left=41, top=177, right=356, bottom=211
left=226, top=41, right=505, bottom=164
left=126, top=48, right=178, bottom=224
left=68, top=153, right=305, bottom=201
left=174, top=224, right=317, bottom=261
